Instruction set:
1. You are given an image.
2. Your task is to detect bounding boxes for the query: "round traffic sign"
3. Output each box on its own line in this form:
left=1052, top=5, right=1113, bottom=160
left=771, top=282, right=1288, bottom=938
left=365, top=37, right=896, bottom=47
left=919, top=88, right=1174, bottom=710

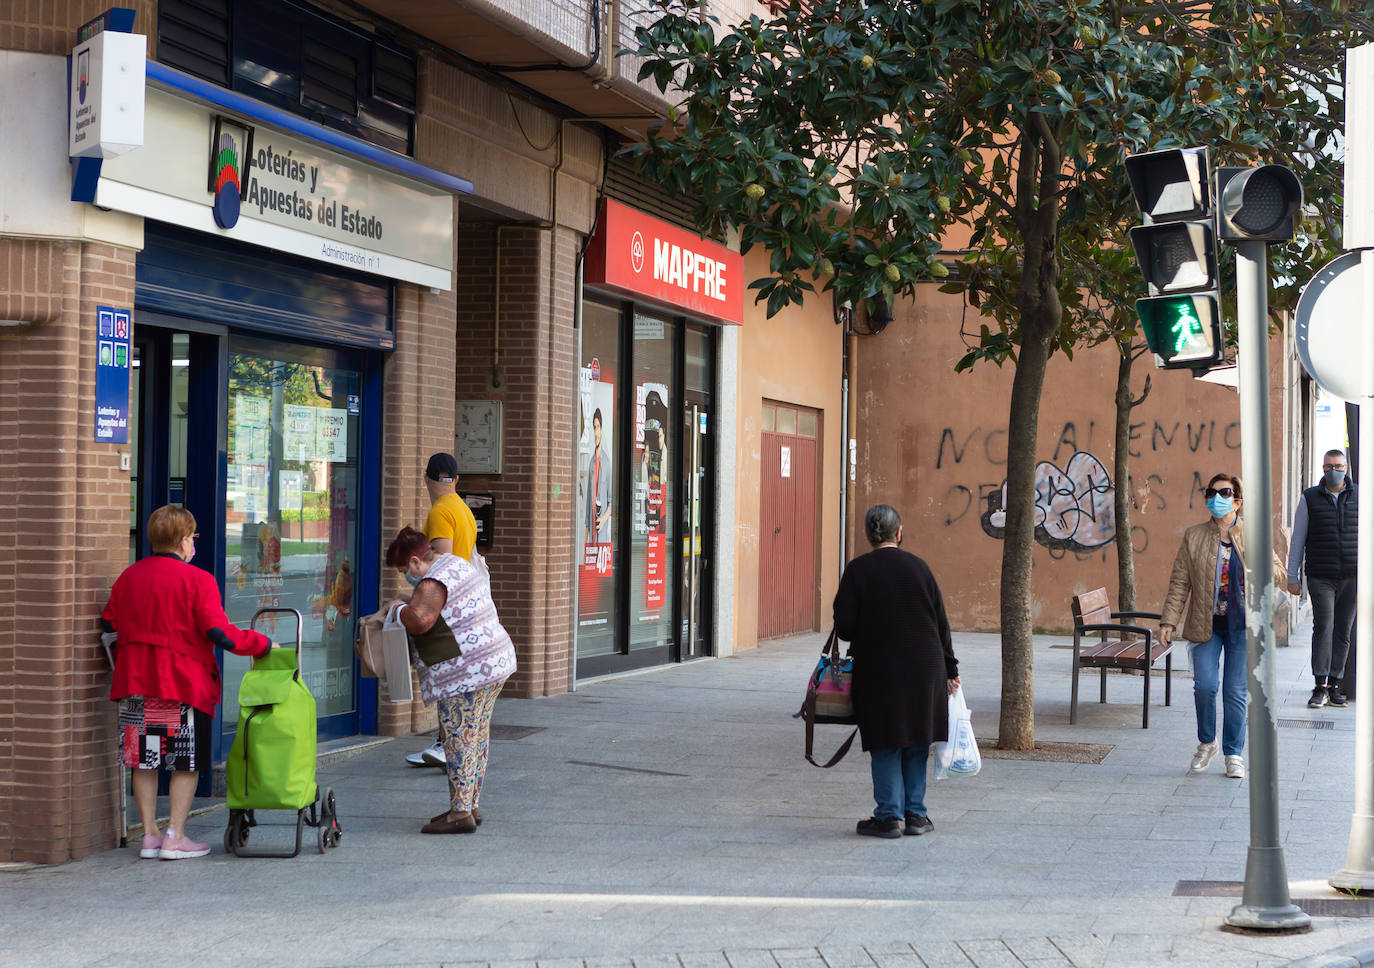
left=1294, top=251, right=1374, bottom=401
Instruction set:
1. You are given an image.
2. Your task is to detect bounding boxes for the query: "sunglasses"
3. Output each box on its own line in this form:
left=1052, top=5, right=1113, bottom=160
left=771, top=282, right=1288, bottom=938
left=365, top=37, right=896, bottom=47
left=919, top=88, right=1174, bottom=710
left=1204, top=487, right=1234, bottom=499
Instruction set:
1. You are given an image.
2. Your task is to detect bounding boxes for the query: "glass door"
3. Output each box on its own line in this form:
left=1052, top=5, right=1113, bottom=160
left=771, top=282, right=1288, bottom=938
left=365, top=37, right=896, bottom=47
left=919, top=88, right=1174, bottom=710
left=221, top=335, right=363, bottom=740
left=679, top=324, right=714, bottom=659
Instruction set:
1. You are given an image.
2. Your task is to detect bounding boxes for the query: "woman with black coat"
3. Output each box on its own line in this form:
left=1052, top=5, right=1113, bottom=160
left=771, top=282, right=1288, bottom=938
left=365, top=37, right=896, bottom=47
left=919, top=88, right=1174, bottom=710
left=834, top=504, right=961, bottom=839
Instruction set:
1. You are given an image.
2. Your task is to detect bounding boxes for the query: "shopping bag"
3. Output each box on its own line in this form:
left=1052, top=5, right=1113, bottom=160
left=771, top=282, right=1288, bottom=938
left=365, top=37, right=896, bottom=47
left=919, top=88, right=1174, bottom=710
left=934, top=686, right=981, bottom=779
left=354, top=607, right=388, bottom=678
left=380, top=604, right=413, bottom=703
left=795, top=629, right=858, bottom=768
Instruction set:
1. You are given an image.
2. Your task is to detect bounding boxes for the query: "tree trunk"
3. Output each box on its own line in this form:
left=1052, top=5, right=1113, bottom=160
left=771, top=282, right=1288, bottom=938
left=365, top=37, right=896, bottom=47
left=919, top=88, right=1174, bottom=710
left=997, top=322, right=1054, bottom=751
left=1114, top=350, right=1137, bottom=614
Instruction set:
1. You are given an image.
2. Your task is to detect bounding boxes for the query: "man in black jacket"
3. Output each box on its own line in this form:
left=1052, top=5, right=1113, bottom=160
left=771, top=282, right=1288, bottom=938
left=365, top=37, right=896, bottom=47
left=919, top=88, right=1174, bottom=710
left=1287, top=449, right=1359, bottom=708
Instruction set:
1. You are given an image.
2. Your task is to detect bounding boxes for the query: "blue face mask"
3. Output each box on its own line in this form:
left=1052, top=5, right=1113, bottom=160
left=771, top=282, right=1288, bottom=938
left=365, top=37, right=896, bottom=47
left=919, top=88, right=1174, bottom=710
left=1207, top=495, right=1234, bottom=518
left=405, top=572, right=422, bottom=587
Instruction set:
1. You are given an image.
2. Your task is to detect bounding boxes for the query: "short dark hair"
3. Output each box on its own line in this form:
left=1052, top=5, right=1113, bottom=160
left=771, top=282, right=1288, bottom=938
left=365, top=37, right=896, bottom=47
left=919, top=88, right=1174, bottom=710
left=1325, top=449, right=1347, bottom=462
left=425, top=452, right=458, bottom=482
left=385, top=526, right=431, bottom=568
left=1206, top=473, right=1242, bottom=502
left=864, top=504, right=902, bottom=547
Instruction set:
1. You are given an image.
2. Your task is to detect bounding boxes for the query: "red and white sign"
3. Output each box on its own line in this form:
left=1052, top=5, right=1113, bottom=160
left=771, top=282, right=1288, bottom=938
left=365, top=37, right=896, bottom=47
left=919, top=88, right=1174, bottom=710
left=584, top=198, right=744, bottom=325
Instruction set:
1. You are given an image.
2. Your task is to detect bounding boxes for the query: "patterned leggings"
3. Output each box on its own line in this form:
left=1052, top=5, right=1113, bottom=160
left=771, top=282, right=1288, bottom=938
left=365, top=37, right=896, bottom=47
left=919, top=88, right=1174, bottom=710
left=435, top=680, right=505, bottom=812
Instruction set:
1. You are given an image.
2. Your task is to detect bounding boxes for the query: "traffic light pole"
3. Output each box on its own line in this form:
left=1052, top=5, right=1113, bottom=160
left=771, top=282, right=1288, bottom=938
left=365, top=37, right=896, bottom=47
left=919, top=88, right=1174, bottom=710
left=1329, top=248, right=1374, bottom=894
left=1224, top=240, right=1311, bottom=932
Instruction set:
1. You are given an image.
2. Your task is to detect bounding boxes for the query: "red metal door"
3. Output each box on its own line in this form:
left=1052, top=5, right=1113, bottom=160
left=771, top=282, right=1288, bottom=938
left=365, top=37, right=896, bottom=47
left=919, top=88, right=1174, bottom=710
left=759, top=405, right=820, bottom=639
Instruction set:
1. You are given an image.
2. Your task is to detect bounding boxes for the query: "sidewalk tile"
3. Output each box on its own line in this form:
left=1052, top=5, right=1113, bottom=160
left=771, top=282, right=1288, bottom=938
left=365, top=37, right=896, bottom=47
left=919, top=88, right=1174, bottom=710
left=868, top=952, right=925, bottom=968
left=678, top=953, right=730, bottom=968
left=954, top=940, right=1021, bottom=968
left=630, top=957, right=683, bottom=968
left=817, top=947, right=876, bottom=968
left=724, top=951, right=780, bottom=968
left=538, top=960, right=588, bottom=968
left=1044, top=935, right=1108, bottom=968
left=907, top=941, right=972, bottom=968
left=584, top=959, right=635, bottom=968
left=1002, top=938, right=1070, bottom=965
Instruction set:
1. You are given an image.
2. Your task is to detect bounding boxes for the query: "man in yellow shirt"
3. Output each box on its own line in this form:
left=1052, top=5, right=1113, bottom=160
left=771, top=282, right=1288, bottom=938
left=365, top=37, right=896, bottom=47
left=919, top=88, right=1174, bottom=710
left=421, top=452, right=477, bottom=559
left=405, top=452, right=479, bottom=767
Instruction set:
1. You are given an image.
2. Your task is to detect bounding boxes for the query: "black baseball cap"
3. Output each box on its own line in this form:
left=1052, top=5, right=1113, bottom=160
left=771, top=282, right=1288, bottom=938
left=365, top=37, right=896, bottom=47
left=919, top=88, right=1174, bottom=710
left=425, top=452, right=458, bottom=482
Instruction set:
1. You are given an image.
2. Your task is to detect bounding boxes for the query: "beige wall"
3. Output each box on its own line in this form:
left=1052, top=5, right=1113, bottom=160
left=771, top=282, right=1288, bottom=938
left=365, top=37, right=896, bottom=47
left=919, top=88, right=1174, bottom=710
left=732, top=249, right=844, bottom=651
left=853, top=284, right=1290, bottom=632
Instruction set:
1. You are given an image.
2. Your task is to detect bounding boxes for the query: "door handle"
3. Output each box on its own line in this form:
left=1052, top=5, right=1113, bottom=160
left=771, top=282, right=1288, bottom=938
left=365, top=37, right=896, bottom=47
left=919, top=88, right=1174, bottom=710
left=773, top=526, right=781, bottom=536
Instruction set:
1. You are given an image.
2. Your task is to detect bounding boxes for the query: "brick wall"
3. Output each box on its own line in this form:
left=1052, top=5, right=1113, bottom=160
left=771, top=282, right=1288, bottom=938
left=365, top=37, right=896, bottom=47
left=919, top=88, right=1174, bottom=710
left=454, top=223, right=577, bottom=698
left=0, top=239, right=134, bottom=863
left=377, top=273, right=459, bottom=736
left=0, top=1, right=156, bottom=55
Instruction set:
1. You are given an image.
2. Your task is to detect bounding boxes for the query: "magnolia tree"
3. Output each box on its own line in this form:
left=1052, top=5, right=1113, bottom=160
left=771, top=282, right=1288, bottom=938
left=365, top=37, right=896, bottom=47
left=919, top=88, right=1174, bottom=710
left=629, top=0, right=1365, bottom=748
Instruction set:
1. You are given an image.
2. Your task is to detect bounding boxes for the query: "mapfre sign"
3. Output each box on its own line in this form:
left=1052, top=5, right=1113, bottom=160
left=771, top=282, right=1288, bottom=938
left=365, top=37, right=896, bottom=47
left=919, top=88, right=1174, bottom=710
left=584, top=199, right=744, bottom=325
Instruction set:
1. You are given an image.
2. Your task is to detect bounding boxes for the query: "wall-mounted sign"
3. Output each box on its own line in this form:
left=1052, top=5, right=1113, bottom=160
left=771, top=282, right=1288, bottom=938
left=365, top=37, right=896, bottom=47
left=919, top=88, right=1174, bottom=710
left=95, top=87, right=455, bottom=288
left=69, top=30, right=145, bottom=159
left=94, top=305, right=131, bottom=443
left=584, top=198, right=744, bottom=325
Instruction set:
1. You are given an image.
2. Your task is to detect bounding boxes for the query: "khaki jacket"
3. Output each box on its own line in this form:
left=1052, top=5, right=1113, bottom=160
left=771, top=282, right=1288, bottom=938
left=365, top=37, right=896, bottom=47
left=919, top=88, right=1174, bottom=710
left=1160, top=515, right=1286, bottom=643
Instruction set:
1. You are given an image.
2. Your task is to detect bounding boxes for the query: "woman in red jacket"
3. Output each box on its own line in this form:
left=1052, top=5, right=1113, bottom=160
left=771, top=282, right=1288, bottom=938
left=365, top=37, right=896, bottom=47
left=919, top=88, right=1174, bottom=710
left=102, top=505, right=274, bottom=860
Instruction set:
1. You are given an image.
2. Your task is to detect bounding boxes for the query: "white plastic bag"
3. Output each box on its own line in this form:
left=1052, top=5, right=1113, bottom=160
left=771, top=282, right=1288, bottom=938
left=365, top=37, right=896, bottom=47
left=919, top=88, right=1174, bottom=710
left=381, top=603, right=413, bottom=703
left=934, top=686, right=981, bottom=779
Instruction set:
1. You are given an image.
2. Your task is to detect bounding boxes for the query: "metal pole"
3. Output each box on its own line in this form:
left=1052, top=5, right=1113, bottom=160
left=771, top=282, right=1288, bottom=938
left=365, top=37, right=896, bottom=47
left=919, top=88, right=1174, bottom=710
left=1225, top=240, right=1311, bottom=932
left=1330, top=249, right=1374, bottom=892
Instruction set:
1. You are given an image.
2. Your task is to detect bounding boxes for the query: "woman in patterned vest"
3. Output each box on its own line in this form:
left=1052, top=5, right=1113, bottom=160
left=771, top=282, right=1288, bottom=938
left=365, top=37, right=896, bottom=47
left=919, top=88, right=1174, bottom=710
left=385, top=526, right=516, bottom=833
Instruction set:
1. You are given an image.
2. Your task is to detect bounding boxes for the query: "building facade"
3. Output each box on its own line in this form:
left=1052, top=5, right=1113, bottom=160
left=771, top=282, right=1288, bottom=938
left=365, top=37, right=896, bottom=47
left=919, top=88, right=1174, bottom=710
left=0, top=0, right=843, bottom=863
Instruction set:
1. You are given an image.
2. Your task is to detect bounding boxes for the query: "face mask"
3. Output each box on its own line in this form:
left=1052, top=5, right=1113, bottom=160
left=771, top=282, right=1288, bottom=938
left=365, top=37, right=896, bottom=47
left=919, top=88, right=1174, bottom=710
left=1207, top=495, right=1234, bottom=518
left=1325, top=469, right=1345, bottom=489
left=405, top=572, right=422, bottom=587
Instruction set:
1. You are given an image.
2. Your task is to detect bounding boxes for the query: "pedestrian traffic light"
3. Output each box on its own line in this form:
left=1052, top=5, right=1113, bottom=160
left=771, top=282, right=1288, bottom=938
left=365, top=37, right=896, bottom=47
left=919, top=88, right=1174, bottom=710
left=1216, top=165, right=1304, bottom=242
left=1125, top=146, right=1224, bottom=371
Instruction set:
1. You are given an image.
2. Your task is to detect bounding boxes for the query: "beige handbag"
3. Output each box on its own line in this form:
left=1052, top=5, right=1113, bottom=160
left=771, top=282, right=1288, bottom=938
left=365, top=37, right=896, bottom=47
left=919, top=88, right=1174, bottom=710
left=354, top=606, right=389, bottom=679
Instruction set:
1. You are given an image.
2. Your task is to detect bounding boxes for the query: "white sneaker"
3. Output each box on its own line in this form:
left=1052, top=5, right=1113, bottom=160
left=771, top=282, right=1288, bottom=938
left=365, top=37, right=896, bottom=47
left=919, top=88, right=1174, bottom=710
left=1190, top=741, right=1219, bottom=773
left=1225, top=755, right=1245, bottom=779
left=405, top=741, right=445, bottom=768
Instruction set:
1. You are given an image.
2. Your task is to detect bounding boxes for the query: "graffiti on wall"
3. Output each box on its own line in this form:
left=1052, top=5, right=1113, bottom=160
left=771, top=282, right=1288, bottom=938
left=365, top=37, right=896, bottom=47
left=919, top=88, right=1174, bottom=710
left=981, top=451, right=1116, bottom=551
left=935, top=418, right=1242, bottom=558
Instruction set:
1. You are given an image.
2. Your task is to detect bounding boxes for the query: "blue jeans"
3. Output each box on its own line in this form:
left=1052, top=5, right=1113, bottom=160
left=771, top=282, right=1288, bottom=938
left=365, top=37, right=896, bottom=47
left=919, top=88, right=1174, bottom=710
left=870, top=746, right=930, bottom=821
left=1193, top=627, right=1247, bottom=756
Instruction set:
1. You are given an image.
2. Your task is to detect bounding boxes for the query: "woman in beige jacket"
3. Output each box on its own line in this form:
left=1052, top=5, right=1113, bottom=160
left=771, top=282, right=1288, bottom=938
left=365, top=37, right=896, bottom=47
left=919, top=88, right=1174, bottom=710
left=1159, top=473, right=1284, bottom=780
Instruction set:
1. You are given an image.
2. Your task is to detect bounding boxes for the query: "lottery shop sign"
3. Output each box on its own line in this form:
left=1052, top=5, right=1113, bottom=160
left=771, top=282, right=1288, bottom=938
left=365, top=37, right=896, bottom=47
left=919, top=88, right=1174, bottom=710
left=584, top=199, right=743, bottom=325
left=94, top=306, right=132, bottom=443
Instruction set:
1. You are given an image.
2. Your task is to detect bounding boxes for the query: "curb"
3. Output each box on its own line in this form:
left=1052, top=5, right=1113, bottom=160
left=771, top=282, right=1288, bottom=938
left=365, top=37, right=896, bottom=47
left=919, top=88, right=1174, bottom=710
left=1280, top=937, right=1374, bottom=968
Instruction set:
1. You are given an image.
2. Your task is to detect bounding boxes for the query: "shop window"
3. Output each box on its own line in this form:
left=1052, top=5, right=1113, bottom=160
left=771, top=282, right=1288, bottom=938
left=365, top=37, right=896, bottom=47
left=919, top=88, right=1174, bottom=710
left=576, top=301, right=624, bottom=660
left=628, top=311, right=678, bottom=654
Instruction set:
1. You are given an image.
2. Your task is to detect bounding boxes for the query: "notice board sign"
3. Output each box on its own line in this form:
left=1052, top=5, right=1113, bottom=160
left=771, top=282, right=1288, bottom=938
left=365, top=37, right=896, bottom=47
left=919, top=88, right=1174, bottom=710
left=94, top=305, right=131, bottom=443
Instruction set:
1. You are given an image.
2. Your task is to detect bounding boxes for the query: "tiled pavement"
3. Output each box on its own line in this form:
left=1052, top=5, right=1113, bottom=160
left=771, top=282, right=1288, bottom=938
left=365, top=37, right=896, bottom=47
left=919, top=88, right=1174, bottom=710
left=3, top=614, right=1373, bottom=968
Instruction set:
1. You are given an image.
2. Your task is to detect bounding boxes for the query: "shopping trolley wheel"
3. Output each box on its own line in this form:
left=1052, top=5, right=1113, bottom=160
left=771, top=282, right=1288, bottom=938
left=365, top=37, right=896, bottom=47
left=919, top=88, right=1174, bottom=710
left=224, top=810, right=250, bottom=854
left=320, top=788, right=341, bottom=850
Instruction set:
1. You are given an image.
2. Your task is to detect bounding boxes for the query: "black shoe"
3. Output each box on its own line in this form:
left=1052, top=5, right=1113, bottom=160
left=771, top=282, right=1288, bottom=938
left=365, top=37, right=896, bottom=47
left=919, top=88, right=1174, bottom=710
left=856, top=817, right=903, bottom=839
left=1328, top=683, right=1348, bottom=706
left=1308, top=686, right=1328, bottom=708
left=904, top=814, right=934, bottom=836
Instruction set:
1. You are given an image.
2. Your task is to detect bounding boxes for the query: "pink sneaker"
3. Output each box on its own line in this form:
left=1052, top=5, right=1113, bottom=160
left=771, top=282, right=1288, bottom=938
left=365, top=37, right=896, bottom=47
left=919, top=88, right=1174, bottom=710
left=158, top=833, right=210, bottom=860
left=139, top=833, right=163, bottom=859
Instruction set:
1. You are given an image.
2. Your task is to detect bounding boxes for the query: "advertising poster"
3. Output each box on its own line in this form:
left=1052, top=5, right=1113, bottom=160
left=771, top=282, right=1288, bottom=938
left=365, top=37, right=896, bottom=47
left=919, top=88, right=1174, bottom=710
left=283, top=404, right=315, bottom=461
left=636, top=382, right=669, bottom=614
left=578, top=362, right=615, bottom=628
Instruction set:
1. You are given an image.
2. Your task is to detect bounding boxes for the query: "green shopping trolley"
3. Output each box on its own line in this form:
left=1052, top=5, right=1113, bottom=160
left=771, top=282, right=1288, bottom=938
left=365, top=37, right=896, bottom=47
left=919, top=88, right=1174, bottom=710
left=223, top=607, right=341, bottom=858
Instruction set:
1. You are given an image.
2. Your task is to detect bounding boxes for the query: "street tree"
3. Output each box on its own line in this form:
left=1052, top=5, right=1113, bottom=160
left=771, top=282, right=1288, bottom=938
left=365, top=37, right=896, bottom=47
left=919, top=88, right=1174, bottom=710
left=628, top=0, right=1363, bottom=748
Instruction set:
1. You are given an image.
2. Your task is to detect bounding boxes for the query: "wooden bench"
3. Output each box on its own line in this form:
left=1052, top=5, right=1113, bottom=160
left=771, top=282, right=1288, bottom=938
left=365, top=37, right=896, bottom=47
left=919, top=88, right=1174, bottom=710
left=1070, top=587, right=1174, bottom=729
